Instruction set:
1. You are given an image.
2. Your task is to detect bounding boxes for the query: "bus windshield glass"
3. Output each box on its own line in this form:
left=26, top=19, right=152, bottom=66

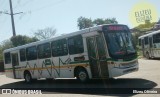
left=103, top=25, right=136, bottom=59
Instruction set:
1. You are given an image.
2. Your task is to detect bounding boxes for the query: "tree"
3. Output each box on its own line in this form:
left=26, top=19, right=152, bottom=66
left=77, top=16, right=118, bottom=30
left=131, top=20, right=157, bottom=49
left=0, top=40, right=13, bottom=60
left=93, top=18, right=105, bottom=25
left=135, top=20, right=156, bottom=30
left=34, top=27, right=56, bottom=40
left=104, top=18, right=118, bottom=24
left=77, top=16, right=93, bottom=30
left=10, top=35, right=38, bottom=47
left=93, top=18, right=118, bottom=26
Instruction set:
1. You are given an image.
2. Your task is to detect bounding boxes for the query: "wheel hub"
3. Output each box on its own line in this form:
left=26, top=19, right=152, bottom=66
left=79, top=72, right=86, bottom=81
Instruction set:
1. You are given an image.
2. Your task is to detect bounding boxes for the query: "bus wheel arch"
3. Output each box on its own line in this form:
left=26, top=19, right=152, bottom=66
left=74, top=66, right=89, bottom=82
left=24, top=70, right=32, bottom=83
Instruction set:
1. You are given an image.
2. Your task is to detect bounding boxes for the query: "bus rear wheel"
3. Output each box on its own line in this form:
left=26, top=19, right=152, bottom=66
left=24, top=72, right=32, bottom=83
left=76, top=68, right=89, bottom=82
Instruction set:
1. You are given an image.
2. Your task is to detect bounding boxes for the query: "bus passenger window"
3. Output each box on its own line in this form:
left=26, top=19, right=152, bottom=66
left=68, top=35, right=84, bottom=54
left=52, top=39, right=68, bottom=57
left=26, top=46, right=37, bottom=61
left=144, top=37, right=149, bottom=45
left=4, top=52, right=11, bottom=64
left=153, top=33, right=160, bottom=43
left=38, top=43, right=51, bottom=59
left=20, top=49, right=26, bottom=61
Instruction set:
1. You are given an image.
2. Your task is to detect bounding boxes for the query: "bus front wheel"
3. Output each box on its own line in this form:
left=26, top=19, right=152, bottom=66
left=76, top=68, right=89, bottom=82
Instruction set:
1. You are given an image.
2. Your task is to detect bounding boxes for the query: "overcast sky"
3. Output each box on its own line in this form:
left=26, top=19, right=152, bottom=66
left=0, top=0, right=160, bottom=42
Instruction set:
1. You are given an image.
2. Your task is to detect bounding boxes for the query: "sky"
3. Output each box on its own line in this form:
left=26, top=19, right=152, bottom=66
left=0, top=0, right=160, bottom=42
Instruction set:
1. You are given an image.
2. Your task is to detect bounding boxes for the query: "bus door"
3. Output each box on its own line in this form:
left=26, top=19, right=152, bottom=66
left=149, top=37, right=153, bottom=57
left=86, top=35, right=109, bottom=78
left=142, top=39, right=145, bottom=56
left=11, top=52, right=20, bottom=78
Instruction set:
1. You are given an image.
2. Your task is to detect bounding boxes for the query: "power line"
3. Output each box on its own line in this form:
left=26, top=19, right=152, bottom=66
left=1, top=0, right=23, bottom=37
left=29, top=0, right=67, bottom=13
left=0, top=0, right=8, bottom=10
left=13, top=0, right=21, bottom=9
left=0, top=0, right=5, bottom=6
left=13, top=0, right=37, bottom=10
left=21, top=0, right=36, bottom=7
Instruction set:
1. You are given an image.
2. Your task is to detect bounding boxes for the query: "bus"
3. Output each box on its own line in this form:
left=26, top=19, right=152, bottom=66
left=138, top=30, right=160, bottom=59
left=3, top=24, right=139, bottom=83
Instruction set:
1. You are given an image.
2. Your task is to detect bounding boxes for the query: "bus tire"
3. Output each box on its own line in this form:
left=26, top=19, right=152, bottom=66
left=76, top=68, right=89, bottom=83
left=24, top=71, right=32, bottom=83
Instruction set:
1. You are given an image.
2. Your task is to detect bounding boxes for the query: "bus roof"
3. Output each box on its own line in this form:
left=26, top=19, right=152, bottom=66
left=3, top=24, right=126, bottom=53
left=138, top=30, right=160, bottom=39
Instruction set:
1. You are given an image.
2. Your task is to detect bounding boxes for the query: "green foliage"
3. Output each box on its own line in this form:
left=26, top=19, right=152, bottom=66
left=77, top=16, right=93, bottom=30
left=34, top=27, right=56, bottom=40
left=0, top=35, right=38, bottom=60
left=132, top=20, right=157, bottom=49
left=10, top=35, right=39, bottom=47
left=93, top=18, right=118, bottom=26
left=77, top=16, right=118, bottom=30
left=134, top=20, right=156, bottom=31
left=0, top=40, right=13, bottom=60
left=93, top=18, right=105, bottom=25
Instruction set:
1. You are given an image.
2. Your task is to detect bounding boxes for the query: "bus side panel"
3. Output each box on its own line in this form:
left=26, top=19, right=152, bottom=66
left=4, top=64, right=14, bottom=79
left=26, top=60, right=39, bottom=79
left=38, top=58, right=54, bottom=78
left=52, top=55, right=73, bottom=78
left=153, top=43, right=160, bottom=58
left=19, top=61, right=25, bottom=79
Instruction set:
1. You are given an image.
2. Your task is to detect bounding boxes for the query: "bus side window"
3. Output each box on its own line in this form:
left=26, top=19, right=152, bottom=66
left=20, top=49, right=26, bottom=61
left=153, top=33, right=160, bottom=43
left=4, top=52, right=11, bottom=64
left=139, top=39, right=141, bottom=46
left=26, top=46, right=37, bottom=61
left=38, top=43, right=51, bottom=59
left=144, top=37, right=149, bottom=45
left=68, top=35, right=84, bottom=55
left=51, top=39, right=68, bottom=57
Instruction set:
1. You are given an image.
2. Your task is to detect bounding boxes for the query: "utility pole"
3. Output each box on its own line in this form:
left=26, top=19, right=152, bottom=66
left=0, top=0, right=23, bottom=37
left=9, top=0, right=16, bottom=36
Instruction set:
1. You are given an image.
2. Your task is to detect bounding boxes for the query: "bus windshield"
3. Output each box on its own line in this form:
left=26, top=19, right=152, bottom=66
left=103, top=25, right=136, bottom=59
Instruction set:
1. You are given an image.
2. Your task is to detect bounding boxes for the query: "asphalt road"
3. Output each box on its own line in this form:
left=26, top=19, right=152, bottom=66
left=0, top=58, right=160, bottom=97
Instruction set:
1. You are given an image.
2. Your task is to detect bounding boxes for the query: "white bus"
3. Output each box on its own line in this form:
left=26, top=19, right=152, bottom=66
left=3, top=24, right=138, bottom=83
left=138, top=30, right=160, bottom=59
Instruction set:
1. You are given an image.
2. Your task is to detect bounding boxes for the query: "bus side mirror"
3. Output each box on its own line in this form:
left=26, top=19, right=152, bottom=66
left=154, top=44, right=156, bottom=48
